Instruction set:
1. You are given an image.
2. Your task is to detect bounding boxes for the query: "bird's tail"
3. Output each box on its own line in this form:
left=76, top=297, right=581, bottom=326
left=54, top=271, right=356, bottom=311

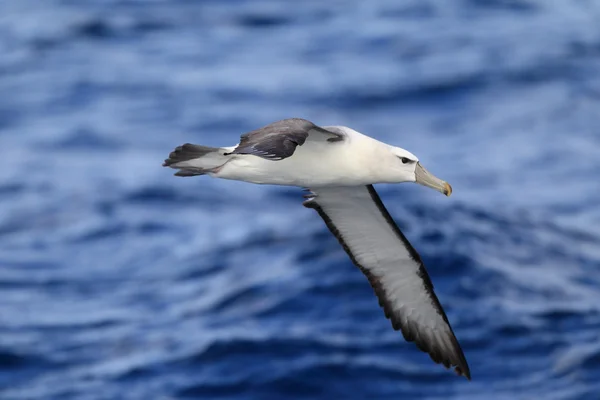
left=162, top=143, right=231, bottom=177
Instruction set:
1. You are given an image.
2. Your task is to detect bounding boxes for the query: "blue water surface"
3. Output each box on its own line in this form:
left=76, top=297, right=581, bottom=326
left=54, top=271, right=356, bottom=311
left=2, top=1, right=600, bottom=399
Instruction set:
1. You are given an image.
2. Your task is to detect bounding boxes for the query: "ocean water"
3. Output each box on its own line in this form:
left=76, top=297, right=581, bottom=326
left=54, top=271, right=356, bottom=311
left=2, top=0, right=600, bottom=399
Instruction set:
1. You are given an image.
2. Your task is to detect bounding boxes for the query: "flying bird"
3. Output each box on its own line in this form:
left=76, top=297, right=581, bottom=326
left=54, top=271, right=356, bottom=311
left=163, top=118, right=470, bottom=379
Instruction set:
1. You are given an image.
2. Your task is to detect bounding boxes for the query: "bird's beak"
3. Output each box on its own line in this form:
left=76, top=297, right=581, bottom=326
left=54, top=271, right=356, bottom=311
left=415, top=162, right=452, bottom=197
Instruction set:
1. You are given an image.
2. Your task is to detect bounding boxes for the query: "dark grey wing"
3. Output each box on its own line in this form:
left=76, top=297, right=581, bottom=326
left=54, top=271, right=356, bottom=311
left=227, top=118, right=343, bottom=161
left=303, top=185, right=470, bottom=380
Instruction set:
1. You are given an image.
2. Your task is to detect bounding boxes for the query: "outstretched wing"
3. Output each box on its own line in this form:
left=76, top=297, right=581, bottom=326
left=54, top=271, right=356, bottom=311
left=228, top=118, right=344, bottom=160
left=303, top=185, right=470, bottom=379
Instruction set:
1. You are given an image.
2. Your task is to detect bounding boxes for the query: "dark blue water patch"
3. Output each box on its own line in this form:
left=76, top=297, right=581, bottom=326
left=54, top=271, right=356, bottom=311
left=0, top=258, right=60, bottom=274
left=421, top=252, right=474, bottom=281
left=176, top=379, right=256, bottom=400
left=91, top=199, right=118, bottom=219
left=568, top=39, right=600, bottom=61
left=540, top=220, right=600, bottom=246
left=123, top=185, right=239, bottom=208
left=0, top=351, right=33, bottom=370
left=133, top=221, right=172, bottom=235
left=0, top=183, right=26, bottom=196
left=328, top=54, right=589, bottom=112
left=175, top=259, right=226, bottom=282
left=0, top=106, right=21, bottom=131
left=6, top=315, right=123, bottom=333
left=378, top=2, right=438, bottom=19
left=125, top=186, right=181, bottom=204
left=296, top=271, right=376, bottom=304
left=37, top=128, right=123, bottom=151
left=294, top=238, right=333, bottom=264
left=0, top=268, right=134, bottom=302
left=536, top=309, right=599, bottom=333
left=73, top=19, right=113, bottom=40
left=578, top=388, right=600, bottom=400
left=245, top=291, right=327, bottom=323
left=572, top=269, right=600, bottom=292
left=575, top=351, right=600, bottom=377
left=228, top=4, right=333, bottom=29
left=505, top=61, right=574, bottom=85
left=210, top=284, right=272, bottom=315
left=419, top=229, right=446, bottom=245
left=262, top=361, right=456, bottom=396
left=211, top=88, right=275, bottom=104
left=23, top=16, right=172, bottom=55
left=458, top=268, right=515, bottom=299
left=233, top=14, right=292, bottom=29
left=489, top=319, right=535, bottom=339
left=203, top=232, right=308, bottom=260
left=171, top=335, right=443, bottom=394
left=130, top=19, right=172, bottom=34
left=502, top=333, right=565, bottom=359
left=0, top=350, right=58, bottom=391
left=329, top=74, right=487, bottom=110
left=186, top=337, right=363, bottom=364
left=466, top=0, right=540, bottom=13
left=67, top=222, right=127, bottom=244
left=29, top=35, right=64, bottom=52
left=71, top=16, right=172, bottom=41
left=176, top=353, right=459, bottom=400
left=55, top=81, right=104, bottom=112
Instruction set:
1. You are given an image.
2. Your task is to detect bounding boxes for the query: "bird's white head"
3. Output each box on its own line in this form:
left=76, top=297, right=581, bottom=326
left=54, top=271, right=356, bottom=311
left=387, top=146, right=452, bottom=196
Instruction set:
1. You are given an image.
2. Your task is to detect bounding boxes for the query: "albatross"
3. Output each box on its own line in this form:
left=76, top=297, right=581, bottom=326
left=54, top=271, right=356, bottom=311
left=163, top=118, right=470, bottom=379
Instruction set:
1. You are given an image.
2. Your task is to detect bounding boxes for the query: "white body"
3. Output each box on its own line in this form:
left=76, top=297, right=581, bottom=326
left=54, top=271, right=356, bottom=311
left=213, top=127, right=418, bottom=187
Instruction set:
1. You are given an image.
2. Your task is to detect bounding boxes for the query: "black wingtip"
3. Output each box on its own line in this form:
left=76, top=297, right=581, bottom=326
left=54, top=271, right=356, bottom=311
left=455, top=365, right=471, bottom=380
left=163, top=143, right=221, bottom=168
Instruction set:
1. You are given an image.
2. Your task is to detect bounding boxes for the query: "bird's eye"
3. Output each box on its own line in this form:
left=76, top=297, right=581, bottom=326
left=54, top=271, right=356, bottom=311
left=400, top=157, right=411, bottom=164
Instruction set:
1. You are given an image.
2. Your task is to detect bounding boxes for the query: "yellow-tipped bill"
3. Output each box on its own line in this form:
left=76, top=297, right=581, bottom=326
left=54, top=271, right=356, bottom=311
left=415, top=162, right=452, bottom=197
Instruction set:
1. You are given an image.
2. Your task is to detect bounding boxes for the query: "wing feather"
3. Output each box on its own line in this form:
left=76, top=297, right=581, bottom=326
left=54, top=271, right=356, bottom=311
left=303, top=185, right=470, bottom=379
left=228, top=118, right=343, bottom=160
